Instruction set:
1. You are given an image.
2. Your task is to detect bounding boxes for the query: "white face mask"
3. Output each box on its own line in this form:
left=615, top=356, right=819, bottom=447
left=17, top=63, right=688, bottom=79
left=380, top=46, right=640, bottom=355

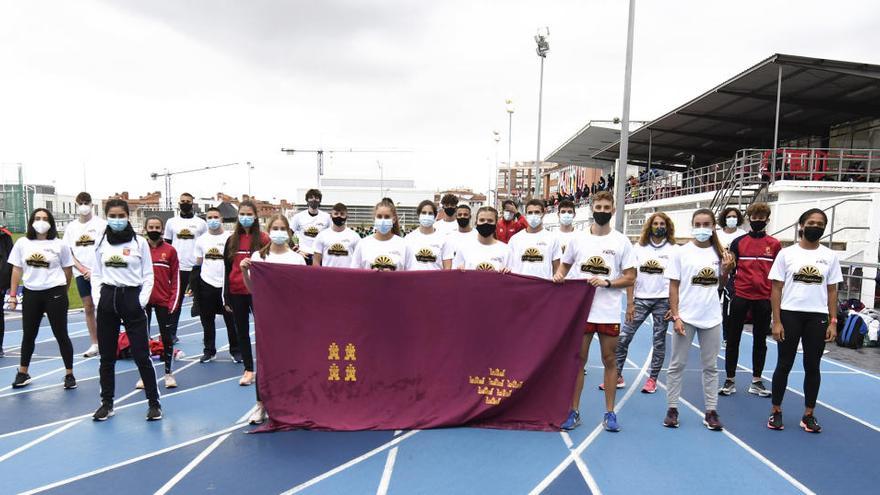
left=418, top=214, right=436, bottom=228
left=374, top=218, right=393, bottom=235
left=526, top=213, right=543, bottom=229
left=559, top=213, right=574, bottom=225
left=725, top=217, right=738, bottom=229
left=502, top=211, right=514, bottom=222
left=32, top=220, right=51, bottom=235
left=77, top=204, right=92, bottom=216
left=269, top=230, right=290, bottom=245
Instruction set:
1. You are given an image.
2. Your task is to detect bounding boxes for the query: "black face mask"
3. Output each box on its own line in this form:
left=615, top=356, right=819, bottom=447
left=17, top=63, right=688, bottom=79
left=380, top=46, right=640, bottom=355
left=331, top=216, right=346, bottom=227
left=801, top=226, right=824, bottom=243
left=444, top=207, right=456, bottom=217
left=308, top=200, right=320, bottom=210
left=456, top=217, right=470, bottom=228
left=476, top=223, right=496, bottom=238
left=593, top=211, right=612, bottom=226
left=179, top=203, right=193, bottom=217
left=750, top=220, right=767, bottom=232
left=146, top=231, right=162, bottom=241
left=651, top=227, right=667, bottom=238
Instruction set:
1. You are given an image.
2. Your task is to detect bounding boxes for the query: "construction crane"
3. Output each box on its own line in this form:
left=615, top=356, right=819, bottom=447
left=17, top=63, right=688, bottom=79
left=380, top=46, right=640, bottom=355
left=150, top=162, right=253, bottom=210
left=280, top=148, right=411, bottom=186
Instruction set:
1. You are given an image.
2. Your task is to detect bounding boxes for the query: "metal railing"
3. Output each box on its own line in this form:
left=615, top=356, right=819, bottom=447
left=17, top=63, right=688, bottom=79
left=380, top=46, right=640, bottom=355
left=770, top=197, right=872, bottom=245
left=839, top=261, right=880, bottom=310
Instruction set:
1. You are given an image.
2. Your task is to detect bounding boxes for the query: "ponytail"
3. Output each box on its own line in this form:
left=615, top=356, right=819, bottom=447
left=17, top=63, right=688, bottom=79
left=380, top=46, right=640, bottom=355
left=692, top=208, right=724, bottom=260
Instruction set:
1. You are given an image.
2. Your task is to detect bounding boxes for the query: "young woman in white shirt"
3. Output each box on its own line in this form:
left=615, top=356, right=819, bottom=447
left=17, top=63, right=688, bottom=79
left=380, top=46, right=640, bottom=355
left=350, top=200, right=408, bottom=272
left=766, top=208, right=842, bottom=433
left=404, top=200, right=453, bottom=271
left=664, top=208, right=734, bottom=431
left=312, top=203, right=360, bottom=268
left=241, top=214, right=306, bottom=425
left=452, top=206, right=512, bottom=272
left=8, top=209, right=75, bottom=389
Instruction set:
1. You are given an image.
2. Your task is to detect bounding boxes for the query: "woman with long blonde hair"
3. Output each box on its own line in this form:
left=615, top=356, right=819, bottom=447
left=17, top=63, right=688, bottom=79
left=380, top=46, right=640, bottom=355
left=350, top=200, right=408, bottom=271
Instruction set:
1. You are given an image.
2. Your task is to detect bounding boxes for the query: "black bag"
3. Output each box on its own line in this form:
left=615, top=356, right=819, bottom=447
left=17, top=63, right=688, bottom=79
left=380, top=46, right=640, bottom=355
left=836, top=314, right=867, bottom=349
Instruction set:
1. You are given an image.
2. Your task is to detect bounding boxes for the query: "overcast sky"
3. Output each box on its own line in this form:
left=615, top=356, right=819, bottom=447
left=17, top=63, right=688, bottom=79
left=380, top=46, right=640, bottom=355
left=1, top=0, right=878, bottom=204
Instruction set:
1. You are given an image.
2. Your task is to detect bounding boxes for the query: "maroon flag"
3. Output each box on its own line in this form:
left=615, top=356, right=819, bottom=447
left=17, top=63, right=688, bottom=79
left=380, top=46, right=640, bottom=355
left=250, top=264, right=595, bottom=432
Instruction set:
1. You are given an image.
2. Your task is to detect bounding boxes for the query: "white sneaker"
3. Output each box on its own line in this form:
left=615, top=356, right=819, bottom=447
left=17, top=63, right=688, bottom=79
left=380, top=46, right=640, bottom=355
left=164, top=374, right=177, bottom=389
left=83, top=344, right=99, bottom=358
left=135, top=379, right=144, bottom=390
left=248, top=404, right=267, bottom=425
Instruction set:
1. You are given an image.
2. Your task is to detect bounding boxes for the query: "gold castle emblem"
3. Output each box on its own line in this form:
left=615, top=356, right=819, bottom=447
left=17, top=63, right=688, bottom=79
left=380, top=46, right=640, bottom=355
left=793, top=265, right=824, bottom=285
left=580, top=255, right=610, bottom=275
left=328, top=342, right=340, bottom=360
left=75, top=234, right=95, bottom=247
left=415, top=248, right=437, bottom=263
left=476, top=262, right=496, bottom=271
left=25, top=253, right=50, bottom=269
left=470, top=367, right=523, bottom=406
left=691, top=266, right=719, bottom=286
left=328, top=341, right=358, bottom=383
left=521, top=247, right=544, bottom=263
left=639, top=259, right=664, bottom=274
left=327, top=243, right=349, bottom=256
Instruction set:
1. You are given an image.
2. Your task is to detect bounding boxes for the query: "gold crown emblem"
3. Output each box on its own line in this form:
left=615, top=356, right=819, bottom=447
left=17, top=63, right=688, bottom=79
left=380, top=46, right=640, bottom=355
left=327, top=243, right=349, bottom=256
left=496, top=388, right=513, bottom=398
left=489, top=368, right=506, bottom=377
left=488, top=377, right=505, bottom=387
left=793, top=265, right=824, bottom=284
left=521, top=247, right=544, bottom=263
left=485, top=396, right=501, bottom=405
left=476, top=262, right=496, bottom=271
left=477, top=386, right=494, bottom=395
left=507, top=379, right=523, bottom=389
left=469, top=376, right=486, bottom=385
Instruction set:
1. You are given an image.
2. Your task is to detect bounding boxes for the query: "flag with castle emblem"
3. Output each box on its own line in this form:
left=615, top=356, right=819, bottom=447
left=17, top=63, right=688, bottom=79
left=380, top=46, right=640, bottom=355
left=250, top=264, right=595, bottom=432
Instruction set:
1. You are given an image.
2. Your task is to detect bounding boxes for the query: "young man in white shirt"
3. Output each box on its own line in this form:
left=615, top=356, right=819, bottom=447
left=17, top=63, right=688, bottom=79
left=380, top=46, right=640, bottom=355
left=508, top=199, right=561, bottom=279
left=163, top=193, right=208, bottom=341
left=289, top=188, right=331, bottom=265
left=553, top=191, right=637, bottom=432
left=445, top=204, right=476, bottom=257
left=555, top=199, right=577, bottom=256
left=65, top=192, right=106, bottom=357
left=433, top=193, right=459, bottom=237
left=313, top=203, right=361, bottom=268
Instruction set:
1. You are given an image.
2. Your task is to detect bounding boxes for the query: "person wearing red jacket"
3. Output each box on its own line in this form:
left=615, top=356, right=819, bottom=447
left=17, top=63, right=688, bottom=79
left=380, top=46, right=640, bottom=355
left=142, top=216, right=180, bottom=389
left=496, top=200, right=528, bottom=243
left=719, top=202, right=782, bottom=398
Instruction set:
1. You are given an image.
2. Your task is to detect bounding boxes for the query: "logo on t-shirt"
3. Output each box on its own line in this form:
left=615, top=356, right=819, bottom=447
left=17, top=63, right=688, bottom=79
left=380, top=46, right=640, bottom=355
left=305, top=226, right=320, bottom=238
left=327, top=243, right=349, bottom=257
left=177, top=229, right=195, bottom=240
left=639, top=259, right=664, bottom=275
left=580, top=256, right=610, bottom=275
left=793, top=265, right=824, bottom=285
left=105, top=255, right=129, bottom=268
left=415, top=248, right=437, bottom=263
left=205, top=247, right=224, bottom=260
left=25, top=252, right=50, bottom=268
left=691, top=267, right=719, bottom=286
left=521, top=247, right=544, bottom=263
left=75, top=234, right=95, bottom=247
left=476, top=262, right=496, bottom=271
left=371, top=255, right=397, bottom=271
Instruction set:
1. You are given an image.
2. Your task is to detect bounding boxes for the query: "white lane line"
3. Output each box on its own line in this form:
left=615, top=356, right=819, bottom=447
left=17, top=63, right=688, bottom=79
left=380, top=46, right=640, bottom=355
left=376, top=445, right=400, bottom=495
left=0, top=420, right=80, bottom=463
left=559, top=431, right=573, bottom=449
left=281, top=430, right=421, bottom=495
left=572, top=454, right=603, bottom=495
left=0, top=357, right=98, bottom=393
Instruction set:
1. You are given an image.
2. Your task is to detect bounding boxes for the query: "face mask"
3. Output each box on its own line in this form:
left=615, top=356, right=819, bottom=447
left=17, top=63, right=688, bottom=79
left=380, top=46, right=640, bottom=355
left=32, top=220, right=50, bottom=235
left=108, top=218, right=129, bottom=232
left=332, top=216, right=346, bottom=227
left=374, top=218, right=393, bottom=235
left=146, top=231, right=162, bottom=241
left=419, top=214, right=436, bottom=228
left=180, top=202, right=193, bottom=213
left=444, top=207, right=456, bottom=217
left=239, top=215, right=255, bottom=228
left=559, top=213, right=574, bottom=226
left=456, top=217, right=470, bottom=228
left=750, top=220, right=767, bottom=232
left=476, top=223, right=496, bottom=238
left=801, top=226, right=824, bottom=243
left=725, top=217, right=738, bottom=229
left=593, top=211, right=612, bottom=226
left=652, top=227, right=667, bottom=238
left=269, top=230, right=290, bottom=245
left=207, top=218, right=222, bottom=230
left=77, top=204, right=92, bottom=216
left=502, top=211, right=514, bottom=222
left=692, top=227, right=713, bottom=242
left=308, top=200, right=320, bottom=210
left=526, top=214, right=542, bottom=229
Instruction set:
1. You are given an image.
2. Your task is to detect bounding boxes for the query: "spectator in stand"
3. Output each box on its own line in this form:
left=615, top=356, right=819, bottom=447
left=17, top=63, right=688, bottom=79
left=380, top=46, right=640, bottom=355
left=591, top=183, right=598, bottom=195
left=496, top=199, right=528, bottom=243
left=608, top=173, right=615, bottom=191
left=598, top=176, right=606, bottom=191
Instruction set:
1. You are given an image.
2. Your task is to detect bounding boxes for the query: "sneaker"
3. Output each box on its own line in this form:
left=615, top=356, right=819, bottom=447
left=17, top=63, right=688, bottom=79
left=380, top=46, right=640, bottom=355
left=703, top=410, right=723, bottom=431
left=663, top=407, right=679, bottom=428
left=11, top=372, right=31, bottom=389
left=718, top=379, right=736, bottom=396
left=248, top=404, right=268, bottom=425
left=135, top=378, right=144, bottom=390
left=199, top=351, right=216, bottom=363
left=63, top=374, right=77, bottom=390
left=93, top=403, right=115, bottom=421
left=164, top=374, right=177, bottom=389
left=641, top=377, right=657, bottom=394
left=767, top=411, right=784, bottom=430
left=748, top=380, right=771, bottom=397
left=560, top=410, right=581, bottom=431
left=239, top=371, right=254, bottom=386
left=598, top=376, right=625, bottom=391
left=172, top=336, right=180, bottom=345
left=146, top=404, right=163, bottom=421
left=231, top=352, right=243, bottom=364
left=800, top=414, right=822, bottom=433
left=603, top=411, right=621, bottom=432
left=0, top=347, right=6, bottom=358
left=83, top=343, right=99, bottom=358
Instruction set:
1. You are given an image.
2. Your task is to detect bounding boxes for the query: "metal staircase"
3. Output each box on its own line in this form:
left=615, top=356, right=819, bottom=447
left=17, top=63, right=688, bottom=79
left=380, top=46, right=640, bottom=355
left=709, top=149, right=768, bottom=218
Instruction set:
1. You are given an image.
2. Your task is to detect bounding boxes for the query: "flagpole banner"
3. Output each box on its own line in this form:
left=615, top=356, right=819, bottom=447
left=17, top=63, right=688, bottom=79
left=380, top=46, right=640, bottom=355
left=250, top=264, right=595, bottom=432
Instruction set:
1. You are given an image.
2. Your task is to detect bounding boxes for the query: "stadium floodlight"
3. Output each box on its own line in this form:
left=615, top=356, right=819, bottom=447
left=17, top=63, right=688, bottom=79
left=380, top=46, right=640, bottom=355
left=533, top=27, right=550, bottom=201
left=505, top=99, right=515, bottom=199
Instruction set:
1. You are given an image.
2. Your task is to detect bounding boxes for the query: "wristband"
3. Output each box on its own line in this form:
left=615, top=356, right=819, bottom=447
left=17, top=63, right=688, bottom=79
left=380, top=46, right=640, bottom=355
left=605, top=279, right=612, bottom=288
left=672, top=315, right=681, bottom=322
left=829, top=318, right=838, bottom=324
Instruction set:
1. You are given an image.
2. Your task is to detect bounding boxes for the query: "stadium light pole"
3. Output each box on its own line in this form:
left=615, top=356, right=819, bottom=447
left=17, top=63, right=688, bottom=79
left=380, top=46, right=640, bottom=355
left=534, top=27, right=549, bottom=201
left=493, top=130, right=501, bottom=207
left=506, top=99, right=515, bottom=200
left=614, top=0, right=636, bottom=232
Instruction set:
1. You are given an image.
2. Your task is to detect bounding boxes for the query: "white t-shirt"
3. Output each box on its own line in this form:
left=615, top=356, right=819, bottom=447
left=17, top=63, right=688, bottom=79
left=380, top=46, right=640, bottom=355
left=8, top=238, right=74, bottom=291
left=350, top=235, right=408, bottom=271
left=446, top=229, right=477, bottom=256
left=404, top=229, right=454, bottom=271
left=561, top=229, right=637, bottom=324
left=164, top=215, right=208, bottom=271
left=91, top=235, right=154, bottom=308
left=313, top=228, right=361, bottom=268
left=716, top=228, right=747, bottom=250
left=508, top=229, right=562, bottom=280
left=251, top=249, right=306, bottom=265
left=633, top=241, right=677, bottom=299
left=290, top=209, right=332, bottom=255
left=555, top=230, right=580, bottom=280
left=666, top=242, right=723, bottom=329
left=453, top=240, right=512, bottom=272
left=194, top=230, right=232, bottom=289
left=64, top=216, right=107, bottom=276
left=433, top=219, right=459, bottom=237
left=768, top=244, right=843, bottom=314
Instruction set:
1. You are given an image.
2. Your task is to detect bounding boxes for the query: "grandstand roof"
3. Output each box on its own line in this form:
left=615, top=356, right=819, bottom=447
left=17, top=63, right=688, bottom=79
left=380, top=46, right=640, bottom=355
left=567, top=54, right=880, bottom=169
left=543, top=124, right=619, bottom=169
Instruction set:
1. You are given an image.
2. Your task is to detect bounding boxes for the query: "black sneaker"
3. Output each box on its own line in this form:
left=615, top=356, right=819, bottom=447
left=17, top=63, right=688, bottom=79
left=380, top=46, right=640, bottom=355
left=0, top=348, right=5, bottom=358
left=748, top=380, right=771, bottom=397
left=718, top=379, right=736, bottom=396
left=800, top=414, right=821, bottom=433
left=63, top=374, right=77, bottom=389
left=199, top=351, right=216, bottom=363
left=12, top=372, right=31, bottom=388
left=704, top=410, right=724, bottom=431
left=172, top=336, right=180, bottom=345
left=146, top=404, right=163, bottom=421
left=767, top=411, right=784, bottom=430
left=231, top=352, right=243, bottom=364
left=663, top=407, right=680, bottom=428
left=93, top=403, right=114, bottom=421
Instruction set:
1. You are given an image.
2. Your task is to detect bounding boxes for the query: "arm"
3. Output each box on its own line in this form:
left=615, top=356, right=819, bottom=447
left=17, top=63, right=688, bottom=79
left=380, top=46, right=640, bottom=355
left=168, top=249, right=180, bottom=313
left=668, top=279, right=685, bottom=335
left=163, top=220, right=173, bottom=244
left=7, top=267, right=22, bottom=310
left=139, top=239, right=154, bottom=308
left=241, top=257, right=253, bottom=293
left=771, top=280, right=784, bottom=342
left=91, top=243, right=104, bottom=308
left=625, top=285, right=635, bottom=323
left=825, top=283, right=839, bottom=342
left=312, top=252, right=323, bottom=266
left=63, top=266, right=73, bottom=287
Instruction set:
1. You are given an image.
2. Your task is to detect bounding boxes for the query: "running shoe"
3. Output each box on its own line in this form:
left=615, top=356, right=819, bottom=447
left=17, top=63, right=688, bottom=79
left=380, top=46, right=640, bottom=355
left=0, top=348, right=5, bottom=358
left=146, top=404, right=163, bottom=421
left=83, top=343, right=99, bottom=358
left=663, top=408, right=679, bottom=428
left=248, top=404, right=268, bottom=425
left=164, top=373, right=177, bottom=389
left=748, top=380, right=771, bottom=397
left=598, top=376, right=625, bottom=391
left=199, top=351, right=216, bottom=363
left=135, top=378, right=145, bottom=390
left=800, top=414, right=822, bottom=433
left=767, top=411, right=784, bottom=430
left=172, top=336, right=180, bottom=345
left=718, top=379, right=736, bottom=396
left=641, top=377, right=657, bottom=394
left=560, top=410, right=581, bottom=431
left=239, top=371, right=254, bottom=386
left=231, top=352, right=243, bottom=364
left=703, top=410, right=723, bottom=431
left=603, top=411, right=621, bottom=432
left=93, top=403, right=114, bottom=421
left=11, top=372, right=31, bottom=389
left=63, top=374, right=77, bottom=390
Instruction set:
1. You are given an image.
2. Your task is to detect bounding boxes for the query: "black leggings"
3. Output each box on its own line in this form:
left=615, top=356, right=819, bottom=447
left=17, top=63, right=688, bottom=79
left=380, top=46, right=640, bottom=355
left=167, top=270, right=191, bottom=338
left=97, top=285, right=159, bottom=406
left=772, top=310, right=827, bottom=409
left=725, top=296, right=771, bottom=378
left=20, top=286, right=73, bottom=369
left=198, top=284, right=238, bottom=356
left=228, top=293, right=254, bottom=372
left=0, top=290, right=6, bottom=349
left=145, top=305, right=174, bottom=374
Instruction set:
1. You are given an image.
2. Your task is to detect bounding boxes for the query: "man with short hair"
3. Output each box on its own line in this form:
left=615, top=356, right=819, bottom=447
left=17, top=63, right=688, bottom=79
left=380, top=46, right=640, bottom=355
left=434, top=193, right=459, bottom=236
left=290, top=189, right=331, bottom=265
left=64, top=192, right=107, bottom=357
left=313, top=203, right=360, bottom=268
left=555, top=199, right=577, bottom=257
left=445, top=204, right=476, bottom=256
left=496, top=199, right=527, bottom=243
left=163, top=193, right=208, bottom=341
left=508, top=200, right=561, bottom=279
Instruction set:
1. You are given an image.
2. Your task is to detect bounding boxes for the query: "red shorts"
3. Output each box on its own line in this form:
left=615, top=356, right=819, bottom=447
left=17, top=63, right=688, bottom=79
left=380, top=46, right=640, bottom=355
left=585, top=322, right=620, bottom=337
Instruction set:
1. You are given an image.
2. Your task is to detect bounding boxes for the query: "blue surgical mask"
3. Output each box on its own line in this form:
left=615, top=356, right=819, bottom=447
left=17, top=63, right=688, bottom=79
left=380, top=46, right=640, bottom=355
left=418, top=214, right=435, bottom=228
left=693, top=227, right=713, bottom=242
left=374, top=218, right=393, bottom=235
left=207, top=218, right=222, bottom=230
left=269, top=230, right=290, bottom=245
left=107, top=218, right=128, bottom=232
left=559, top=213, right=574, bottom=225
left=239, top=215, right=255, bottom=228
left=725, top=217, right=738, bottom=229
left=526, top=214, right=542, bottom=229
